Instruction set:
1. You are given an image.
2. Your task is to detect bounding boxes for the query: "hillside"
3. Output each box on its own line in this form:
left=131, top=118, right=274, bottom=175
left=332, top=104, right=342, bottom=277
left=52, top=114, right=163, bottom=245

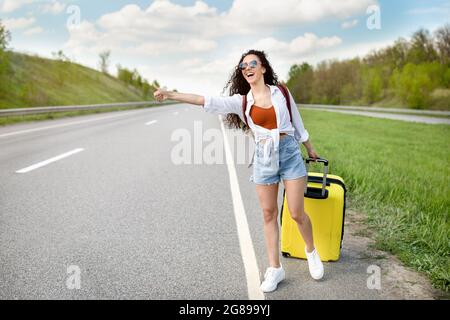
left=0, top=52, right=153, bottom=109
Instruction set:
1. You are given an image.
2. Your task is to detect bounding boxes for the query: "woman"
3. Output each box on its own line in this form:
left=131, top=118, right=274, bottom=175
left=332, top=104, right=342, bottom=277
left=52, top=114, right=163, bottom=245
left=154, top=49, right=324, bottom=293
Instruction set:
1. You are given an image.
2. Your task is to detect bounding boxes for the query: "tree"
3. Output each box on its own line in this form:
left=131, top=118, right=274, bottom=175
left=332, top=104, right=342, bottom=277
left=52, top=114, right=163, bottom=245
left=51, top=50, right=70, bottom=62
left=116, top=64, right=162, bottom=98
left=142, top=79, right=151, bottom=98
left=435, top=24, right=450, bottom=65
left=98, top=50, right=111, bottom=74
left=117, top=64, right=133, bottom=84
left=362, top=67, right=383, bottom=104
left=152, top=80, right=160, bottom=89
left=339, top=58, right=363, bottom=104
left=385, top=38, right=410, bottom=69
left=287, top=63, right=313, bottom=103
left=0, top=20, right=11, bottom=97
left=391, top=63, right=435, bottom=109
left=407, top=29, right=438, bottom=64
left=0, top=20, right=11, bottom=51
left=132, top=69, right=142, bottom=88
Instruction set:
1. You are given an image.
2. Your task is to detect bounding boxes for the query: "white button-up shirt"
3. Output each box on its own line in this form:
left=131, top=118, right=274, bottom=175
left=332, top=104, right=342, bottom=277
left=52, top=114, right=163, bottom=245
left=203, top=85, right=309, bottom=170
left=203, top=84, right=309, bottom=147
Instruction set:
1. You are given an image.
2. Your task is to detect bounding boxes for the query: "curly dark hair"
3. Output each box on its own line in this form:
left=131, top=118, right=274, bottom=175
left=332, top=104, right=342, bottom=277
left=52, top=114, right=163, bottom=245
left=222, top=49, right=280, bottom=133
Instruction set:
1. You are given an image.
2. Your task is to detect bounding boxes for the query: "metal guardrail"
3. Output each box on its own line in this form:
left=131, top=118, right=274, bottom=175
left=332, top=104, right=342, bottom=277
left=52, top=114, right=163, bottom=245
left=1, top=101, right=448, bottom=117
left=299, top=104, right=450, bottom=116
left=0, top=101, right=175, bottom=117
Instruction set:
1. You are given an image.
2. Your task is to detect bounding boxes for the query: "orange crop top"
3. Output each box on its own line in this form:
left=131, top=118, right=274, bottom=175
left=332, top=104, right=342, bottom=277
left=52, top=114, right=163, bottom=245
left=249, top=105, right=277, bottom=129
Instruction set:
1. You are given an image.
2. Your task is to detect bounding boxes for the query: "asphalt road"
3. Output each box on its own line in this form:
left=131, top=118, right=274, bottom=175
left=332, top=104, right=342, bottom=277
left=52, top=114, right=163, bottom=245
left=0, top=104, right=394, bottom=299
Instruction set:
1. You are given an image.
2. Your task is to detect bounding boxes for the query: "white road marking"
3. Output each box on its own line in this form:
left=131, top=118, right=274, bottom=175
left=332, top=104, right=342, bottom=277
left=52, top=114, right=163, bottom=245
left=218, top=115, right=264, bottom=300
left=145, top=120, right=158, bottom=125
left=173, top=111, right=179, bottom=116
left=0, top=110, right=150, bottom=139
left=15, top=148, right=85, bottom=173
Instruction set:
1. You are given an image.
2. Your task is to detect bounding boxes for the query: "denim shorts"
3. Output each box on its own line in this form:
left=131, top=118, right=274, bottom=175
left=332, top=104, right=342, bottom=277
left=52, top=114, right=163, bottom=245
left=250, top=134, right=307, bottom=185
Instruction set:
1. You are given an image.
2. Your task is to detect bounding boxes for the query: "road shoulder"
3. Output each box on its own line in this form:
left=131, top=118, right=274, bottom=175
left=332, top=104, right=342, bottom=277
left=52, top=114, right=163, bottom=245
left=345, top=209, right=445, bottom=300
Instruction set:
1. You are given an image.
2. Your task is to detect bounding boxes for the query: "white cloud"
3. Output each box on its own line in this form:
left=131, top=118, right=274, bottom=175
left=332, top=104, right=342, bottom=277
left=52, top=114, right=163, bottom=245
left=23, top=26, right=43, bottom=35
left=179, top=58, right=204, bottom=68
left=97, top=2, right=221, bottom=38
left=64, top=21, right=112, bottom=58
left=124, top=36, right=398, bottom=96
left=61, top=0, right=379, bottom=95
left=130, top=38, right=217, bottom=55
left=40, top=0, right=66, bottom=15
left=0, top=0, right=35, bottom=13
left=3, top=17, right=35, bottom=30
left=64, top=2, right=221, bottom=56
left=341, top=19, right=359, bottom=29
left=138, top=63, right=226, bottom=96
left=158, top=33, right=343, bottom=94
left=226, top=0, right=377, bottom=28
left=252, top=33, right=342, bottom=58
left=65, top=0, right=375, bottom=56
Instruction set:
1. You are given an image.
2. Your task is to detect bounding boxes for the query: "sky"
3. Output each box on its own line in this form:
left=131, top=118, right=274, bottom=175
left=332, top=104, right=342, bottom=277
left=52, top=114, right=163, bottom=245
left=1, top=0, right=449, bottom=95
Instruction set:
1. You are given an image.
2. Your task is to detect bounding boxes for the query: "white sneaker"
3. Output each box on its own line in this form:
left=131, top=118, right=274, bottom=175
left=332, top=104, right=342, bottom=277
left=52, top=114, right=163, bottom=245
left=260, top=266, right=285, bottom=293
left=305, top=247, right=324, bottom=280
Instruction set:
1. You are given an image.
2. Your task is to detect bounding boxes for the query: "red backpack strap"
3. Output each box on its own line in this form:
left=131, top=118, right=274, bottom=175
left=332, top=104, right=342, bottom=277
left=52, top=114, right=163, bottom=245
left=277, top=84, right=292, bottom=123
left=242, top=94, right=248, bottom=126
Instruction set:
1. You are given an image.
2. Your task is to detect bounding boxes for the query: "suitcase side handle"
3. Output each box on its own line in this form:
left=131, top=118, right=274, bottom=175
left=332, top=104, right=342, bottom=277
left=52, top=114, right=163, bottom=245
left=304, top=157, right=329, bottom=197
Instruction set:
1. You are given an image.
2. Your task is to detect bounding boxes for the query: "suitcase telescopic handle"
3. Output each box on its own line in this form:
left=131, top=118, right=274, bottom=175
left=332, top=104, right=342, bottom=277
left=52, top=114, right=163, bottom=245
left=304, top=157, right=329, bottom=197
left=305, top=157, right=328, bottom=166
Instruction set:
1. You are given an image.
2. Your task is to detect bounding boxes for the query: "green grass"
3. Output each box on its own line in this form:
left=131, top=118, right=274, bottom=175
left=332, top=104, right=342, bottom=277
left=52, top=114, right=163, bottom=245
left=300, top=108, right=450, bottom=292
left=0, top=52, right=150, bottom=109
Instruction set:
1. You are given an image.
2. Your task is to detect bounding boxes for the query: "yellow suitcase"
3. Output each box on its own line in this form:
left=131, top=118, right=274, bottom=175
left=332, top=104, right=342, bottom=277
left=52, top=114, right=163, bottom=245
left=280, top=158, right=346, bottom=261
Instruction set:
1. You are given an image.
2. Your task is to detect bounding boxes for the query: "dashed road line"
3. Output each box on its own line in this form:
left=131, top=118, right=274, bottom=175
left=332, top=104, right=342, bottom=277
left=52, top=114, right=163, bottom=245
left=15, top=148, right=85, bottom=173
left=145, top=120, right=158, bottom=125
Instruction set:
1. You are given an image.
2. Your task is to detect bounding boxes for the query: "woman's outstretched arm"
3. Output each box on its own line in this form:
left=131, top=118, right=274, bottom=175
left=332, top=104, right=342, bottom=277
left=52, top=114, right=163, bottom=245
left=154, top=88, right=204, bottom=106
left=154, top=87, right=243, bottom=117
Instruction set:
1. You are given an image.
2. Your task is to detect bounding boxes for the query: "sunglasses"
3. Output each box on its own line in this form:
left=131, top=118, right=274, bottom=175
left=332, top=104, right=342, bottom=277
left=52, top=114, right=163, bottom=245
left=238, top=60, right=258, bottom=70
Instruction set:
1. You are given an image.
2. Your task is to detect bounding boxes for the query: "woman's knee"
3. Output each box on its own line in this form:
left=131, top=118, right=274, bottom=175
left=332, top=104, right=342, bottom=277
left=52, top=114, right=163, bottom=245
left=290, top=209, right=307, bottom=225
left=262, top=207, right=278, bottom=224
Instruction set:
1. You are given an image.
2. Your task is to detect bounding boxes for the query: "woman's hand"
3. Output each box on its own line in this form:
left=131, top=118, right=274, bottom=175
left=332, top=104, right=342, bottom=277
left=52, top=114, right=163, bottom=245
left=153, top=89, right=205, bottom=106
left=302, top=139, right=319, bottom=161
left=307, top=147, right=319, bottom=161
left=154, top=87, right=170, bottom=102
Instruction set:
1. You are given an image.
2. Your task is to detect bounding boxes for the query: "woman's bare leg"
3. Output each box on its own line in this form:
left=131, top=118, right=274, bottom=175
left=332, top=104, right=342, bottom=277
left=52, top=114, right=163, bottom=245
left=255, top=183, right=280, bottom=267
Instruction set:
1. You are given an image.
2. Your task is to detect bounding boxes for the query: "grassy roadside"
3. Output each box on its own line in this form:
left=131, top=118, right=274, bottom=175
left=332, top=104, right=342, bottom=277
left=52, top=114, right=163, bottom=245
left=0, top=102, right=177, bottom=126
left=0, top=52, right=152, bottom=108
left=300, top=108, right=449, bottom=292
